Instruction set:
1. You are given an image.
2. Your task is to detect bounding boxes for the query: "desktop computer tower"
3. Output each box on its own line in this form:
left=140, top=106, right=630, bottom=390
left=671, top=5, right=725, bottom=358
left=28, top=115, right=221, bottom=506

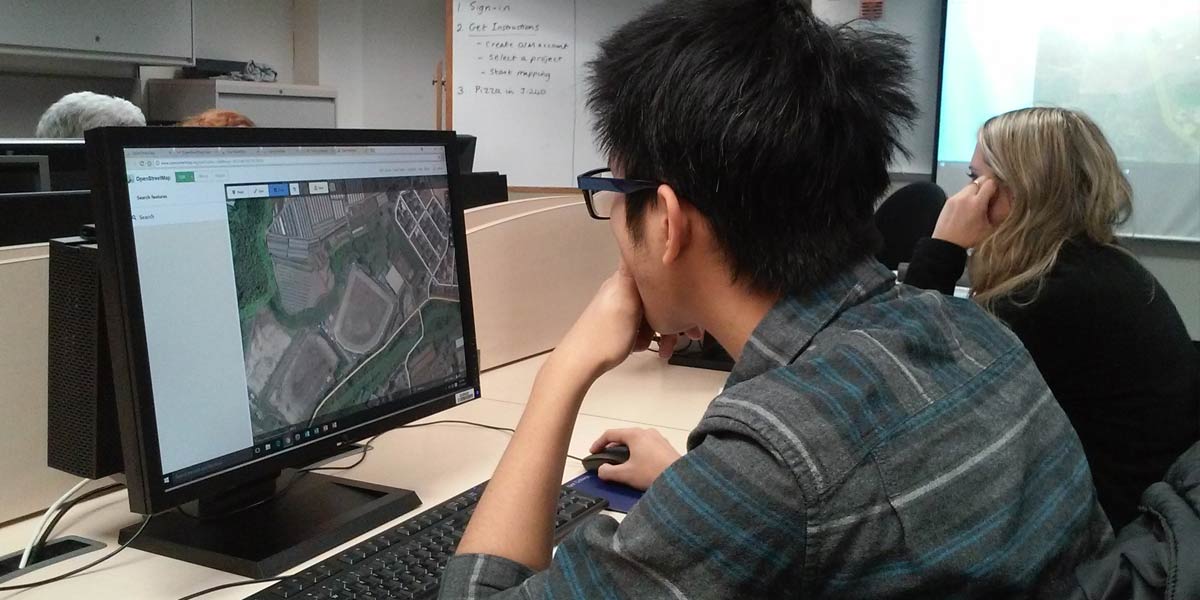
left=45, top=237, right=123, bottom=479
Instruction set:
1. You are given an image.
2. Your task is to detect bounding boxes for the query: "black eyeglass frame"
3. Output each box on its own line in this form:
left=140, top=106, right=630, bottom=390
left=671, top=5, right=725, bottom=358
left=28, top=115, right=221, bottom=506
left=576, top=167, right=660, bottom=220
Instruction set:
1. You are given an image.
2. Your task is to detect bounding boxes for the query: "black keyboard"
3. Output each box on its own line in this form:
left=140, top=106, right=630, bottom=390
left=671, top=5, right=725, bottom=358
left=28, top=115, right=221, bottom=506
left=246, top=481, right=607, bottom=599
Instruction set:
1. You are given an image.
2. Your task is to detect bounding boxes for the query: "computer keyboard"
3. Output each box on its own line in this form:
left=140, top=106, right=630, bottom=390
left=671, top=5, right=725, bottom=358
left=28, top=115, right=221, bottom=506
left=245, top=481, right=607, bottom=600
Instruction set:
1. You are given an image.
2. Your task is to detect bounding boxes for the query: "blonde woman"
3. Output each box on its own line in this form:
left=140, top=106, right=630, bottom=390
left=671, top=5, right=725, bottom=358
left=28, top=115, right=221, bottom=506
left=905, top=107, right=1199, bottom=528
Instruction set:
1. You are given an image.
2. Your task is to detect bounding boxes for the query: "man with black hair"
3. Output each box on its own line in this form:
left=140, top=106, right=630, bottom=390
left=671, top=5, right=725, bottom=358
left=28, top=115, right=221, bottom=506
left=442, top=0, right=1112, bottom=597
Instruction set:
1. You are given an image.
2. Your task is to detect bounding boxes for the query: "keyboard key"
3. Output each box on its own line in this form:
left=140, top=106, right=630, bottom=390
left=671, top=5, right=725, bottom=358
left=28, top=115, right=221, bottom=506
left=565, top=502, right=593, bottom=518
left=271, top=581, right=306, bottom=598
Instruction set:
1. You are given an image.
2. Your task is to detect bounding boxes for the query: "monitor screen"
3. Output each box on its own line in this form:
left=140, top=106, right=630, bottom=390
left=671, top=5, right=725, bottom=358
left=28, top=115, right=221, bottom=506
left=119, top=142, right=474, bottom=490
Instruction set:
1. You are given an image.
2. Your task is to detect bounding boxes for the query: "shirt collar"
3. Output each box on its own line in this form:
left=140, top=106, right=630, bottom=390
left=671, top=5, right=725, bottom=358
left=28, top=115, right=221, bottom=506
left=726, top=259, right=896, bottom=386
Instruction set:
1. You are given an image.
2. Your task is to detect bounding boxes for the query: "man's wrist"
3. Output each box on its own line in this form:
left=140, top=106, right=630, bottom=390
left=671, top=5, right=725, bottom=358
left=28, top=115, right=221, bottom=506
left=545, top=345, right=604, bottom=385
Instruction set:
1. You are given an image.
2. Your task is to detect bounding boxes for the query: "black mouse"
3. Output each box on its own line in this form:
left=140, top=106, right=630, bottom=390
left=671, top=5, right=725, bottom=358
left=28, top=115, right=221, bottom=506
left=581, top=444, right=630, bottom=472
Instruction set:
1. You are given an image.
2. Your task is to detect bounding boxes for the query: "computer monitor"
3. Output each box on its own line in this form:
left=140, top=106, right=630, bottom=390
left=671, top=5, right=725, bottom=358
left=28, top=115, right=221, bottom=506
left=0, top=190, right=92, bottom=246
left=86, top=127, right=480, bottom=577
left=0, top=138, right=89, bottom=192
left=0, top=155, right=51, bottom=193
left=455, top=134, right=477, bottom=173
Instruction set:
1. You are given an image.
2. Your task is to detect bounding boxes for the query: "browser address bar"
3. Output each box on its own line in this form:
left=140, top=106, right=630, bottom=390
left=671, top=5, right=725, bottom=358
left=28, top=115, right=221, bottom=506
left=136, top=157, right=268, bottom=168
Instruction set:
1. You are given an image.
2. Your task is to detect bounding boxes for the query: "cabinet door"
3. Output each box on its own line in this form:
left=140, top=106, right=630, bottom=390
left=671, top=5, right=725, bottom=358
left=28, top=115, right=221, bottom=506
left=220, top=94, right=337, bottom=128
left=0, top=0, right=193, bottom=64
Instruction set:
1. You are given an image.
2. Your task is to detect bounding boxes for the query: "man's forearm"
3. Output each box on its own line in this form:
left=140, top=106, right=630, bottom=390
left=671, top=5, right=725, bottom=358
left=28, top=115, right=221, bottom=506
left=455, top=351, right=596, bottom=569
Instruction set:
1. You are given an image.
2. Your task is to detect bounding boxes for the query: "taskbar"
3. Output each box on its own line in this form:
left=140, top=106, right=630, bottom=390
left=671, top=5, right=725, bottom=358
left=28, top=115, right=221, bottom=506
left=161, top=375, right=472, bottom=491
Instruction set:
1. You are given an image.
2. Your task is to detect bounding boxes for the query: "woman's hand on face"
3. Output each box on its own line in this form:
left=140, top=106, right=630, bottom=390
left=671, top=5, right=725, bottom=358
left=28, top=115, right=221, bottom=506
left=932, top=177, right=1000, bottom=250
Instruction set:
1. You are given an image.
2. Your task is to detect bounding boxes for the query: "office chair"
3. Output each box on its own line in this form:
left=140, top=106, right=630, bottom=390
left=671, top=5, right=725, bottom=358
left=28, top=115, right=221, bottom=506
left=873, top=181, right=947, bottom=270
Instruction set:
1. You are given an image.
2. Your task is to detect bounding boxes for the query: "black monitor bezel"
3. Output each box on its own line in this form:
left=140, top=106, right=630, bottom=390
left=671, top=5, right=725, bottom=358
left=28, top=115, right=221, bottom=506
left=0, top=189, right=92, bottom=245
left=0, top=138, right=89, bottom=191
left=85, top=127, right=480, bottom=515
left=930, top=0, right=950, bottom=181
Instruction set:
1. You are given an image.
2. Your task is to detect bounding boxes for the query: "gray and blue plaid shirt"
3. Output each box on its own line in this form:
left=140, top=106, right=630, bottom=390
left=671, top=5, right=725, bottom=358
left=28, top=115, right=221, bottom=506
left=441, top=260, right=1113, bottom=598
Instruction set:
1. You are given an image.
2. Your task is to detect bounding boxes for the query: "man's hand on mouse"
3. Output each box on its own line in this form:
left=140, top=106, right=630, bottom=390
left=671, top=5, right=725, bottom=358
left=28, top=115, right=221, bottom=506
left=590, top=428, right=681, bottom=492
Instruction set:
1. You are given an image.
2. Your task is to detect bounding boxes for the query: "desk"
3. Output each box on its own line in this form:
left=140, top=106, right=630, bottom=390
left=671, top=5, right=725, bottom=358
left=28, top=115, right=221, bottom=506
left=0, top=353, right=725, bottom=599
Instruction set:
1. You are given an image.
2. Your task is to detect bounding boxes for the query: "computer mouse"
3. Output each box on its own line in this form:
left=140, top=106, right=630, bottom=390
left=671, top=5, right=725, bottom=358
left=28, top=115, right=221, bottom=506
left=581, top=444, right=630, bottom=473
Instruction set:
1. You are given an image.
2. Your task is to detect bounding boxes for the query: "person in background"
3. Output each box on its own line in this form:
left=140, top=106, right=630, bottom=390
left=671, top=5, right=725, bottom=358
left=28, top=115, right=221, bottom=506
left=904, top=106, right=1200, bottom=529
left=35, top=91, right=145, bottom=138
left=178, top=108, right=255, bottom=127
left=438, top=1, right=1112, bottom=597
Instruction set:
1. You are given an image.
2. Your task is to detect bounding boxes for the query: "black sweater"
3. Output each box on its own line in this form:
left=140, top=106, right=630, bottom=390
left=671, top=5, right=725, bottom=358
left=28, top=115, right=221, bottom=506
left=905, top=237, right=1200, bottom=528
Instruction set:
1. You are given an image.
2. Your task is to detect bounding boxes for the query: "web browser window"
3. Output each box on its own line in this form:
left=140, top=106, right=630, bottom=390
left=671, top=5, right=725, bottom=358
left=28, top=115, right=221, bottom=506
left=123, top=145, right=470, bottom=488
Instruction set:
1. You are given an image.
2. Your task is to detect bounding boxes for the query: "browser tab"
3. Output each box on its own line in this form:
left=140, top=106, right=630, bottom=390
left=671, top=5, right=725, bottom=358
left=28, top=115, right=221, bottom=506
left=124, top=148, right=159, bottom=158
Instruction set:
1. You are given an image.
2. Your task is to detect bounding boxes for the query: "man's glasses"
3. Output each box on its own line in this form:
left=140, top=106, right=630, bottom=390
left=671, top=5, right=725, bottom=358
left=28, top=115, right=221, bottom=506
left=576, top=168, right=659, bottom=220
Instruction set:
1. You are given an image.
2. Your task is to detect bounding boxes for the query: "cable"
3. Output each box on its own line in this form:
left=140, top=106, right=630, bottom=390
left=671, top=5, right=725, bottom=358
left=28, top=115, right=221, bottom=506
left=19, top=478, right=90, bottom=569
left=398, top=418, right=515, bottom=434
left=176, top=419, right=582, bottom=521
left=299, top=434, right=380, bottom=474
left=176, top=436, right=383, bottom=522
left=0, top=515, right=152, bottom=592
left=396, top=418, right=584, bottom=462
left=30, top=483, right=125, bottom=564
left=175, top=576, right=288, bottom=600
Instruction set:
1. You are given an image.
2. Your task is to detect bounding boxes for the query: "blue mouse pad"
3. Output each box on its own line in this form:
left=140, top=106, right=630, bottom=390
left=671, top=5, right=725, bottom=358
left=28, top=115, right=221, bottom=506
left=565, top=472, right=644, bottom=513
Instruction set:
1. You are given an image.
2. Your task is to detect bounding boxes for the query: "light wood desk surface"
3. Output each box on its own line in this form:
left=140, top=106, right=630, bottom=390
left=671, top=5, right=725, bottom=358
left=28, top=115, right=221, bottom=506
left=481, top=352, right=728, bottom=429
left=0, top=353, right=728, bottom=599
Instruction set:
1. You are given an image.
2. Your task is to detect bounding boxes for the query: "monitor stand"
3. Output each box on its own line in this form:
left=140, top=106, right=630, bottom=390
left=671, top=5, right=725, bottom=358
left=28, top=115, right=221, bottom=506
left=118, top=470, right=421, bottom=578
left=668, top=333, right=735, bottom=372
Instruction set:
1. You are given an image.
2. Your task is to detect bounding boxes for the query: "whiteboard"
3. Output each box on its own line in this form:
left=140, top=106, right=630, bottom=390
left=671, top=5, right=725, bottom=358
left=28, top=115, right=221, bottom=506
left=450, top=0, right=655, bottom=188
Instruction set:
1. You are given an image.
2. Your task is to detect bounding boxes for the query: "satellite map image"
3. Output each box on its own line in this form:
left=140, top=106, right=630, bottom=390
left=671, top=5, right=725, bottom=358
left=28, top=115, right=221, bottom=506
left=226, top=176, right=466, bottom=442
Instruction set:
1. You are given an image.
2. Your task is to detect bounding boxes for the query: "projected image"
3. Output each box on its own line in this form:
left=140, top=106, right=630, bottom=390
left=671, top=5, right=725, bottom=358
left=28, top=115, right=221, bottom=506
left=227, top=176, right=467, bottom=440
left=1033, top=19, right=1198, bottom=164
left=938, top=0, right=1199, bottom=163
left=936, top=0, right=1200, bottom=240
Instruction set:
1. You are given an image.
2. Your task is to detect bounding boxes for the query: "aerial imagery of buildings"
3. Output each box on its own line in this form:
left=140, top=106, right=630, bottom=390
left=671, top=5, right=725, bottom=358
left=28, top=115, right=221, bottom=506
left=227, top=176, right=466, bottom=441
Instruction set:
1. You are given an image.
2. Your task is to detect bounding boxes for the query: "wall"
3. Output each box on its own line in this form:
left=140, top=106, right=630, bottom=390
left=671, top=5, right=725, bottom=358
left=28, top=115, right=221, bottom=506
left=1124, top=239, right=1200, bottom=339
left=0, top=71, right=136, bottom=136
left=297, top=0, right=444, bottom=130
left=311, top=0, right=365, bottom=127
left=194, top=0, right=296, bottom=83
left=361, top=0, right=445, bottom=130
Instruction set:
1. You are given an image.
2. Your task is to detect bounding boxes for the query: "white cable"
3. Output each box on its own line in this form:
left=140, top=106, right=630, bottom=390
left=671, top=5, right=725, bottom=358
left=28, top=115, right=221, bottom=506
left=18, top=478, right=89, bottom=569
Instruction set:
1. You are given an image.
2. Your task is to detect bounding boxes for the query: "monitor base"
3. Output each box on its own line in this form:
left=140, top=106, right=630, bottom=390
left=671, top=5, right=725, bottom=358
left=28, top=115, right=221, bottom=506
left=118, top=472, right=421, bottom=578
left=667, top=333, right=735, bottom=372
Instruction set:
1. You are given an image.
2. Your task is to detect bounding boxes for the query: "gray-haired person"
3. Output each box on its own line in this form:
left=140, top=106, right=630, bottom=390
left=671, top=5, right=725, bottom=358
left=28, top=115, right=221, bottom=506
left=35, top=91, right=145, bottom=138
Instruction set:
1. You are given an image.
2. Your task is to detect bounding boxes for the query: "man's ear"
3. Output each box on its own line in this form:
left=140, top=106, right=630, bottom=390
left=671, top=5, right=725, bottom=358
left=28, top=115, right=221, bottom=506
left=658, top=184, right=691, bottom=266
